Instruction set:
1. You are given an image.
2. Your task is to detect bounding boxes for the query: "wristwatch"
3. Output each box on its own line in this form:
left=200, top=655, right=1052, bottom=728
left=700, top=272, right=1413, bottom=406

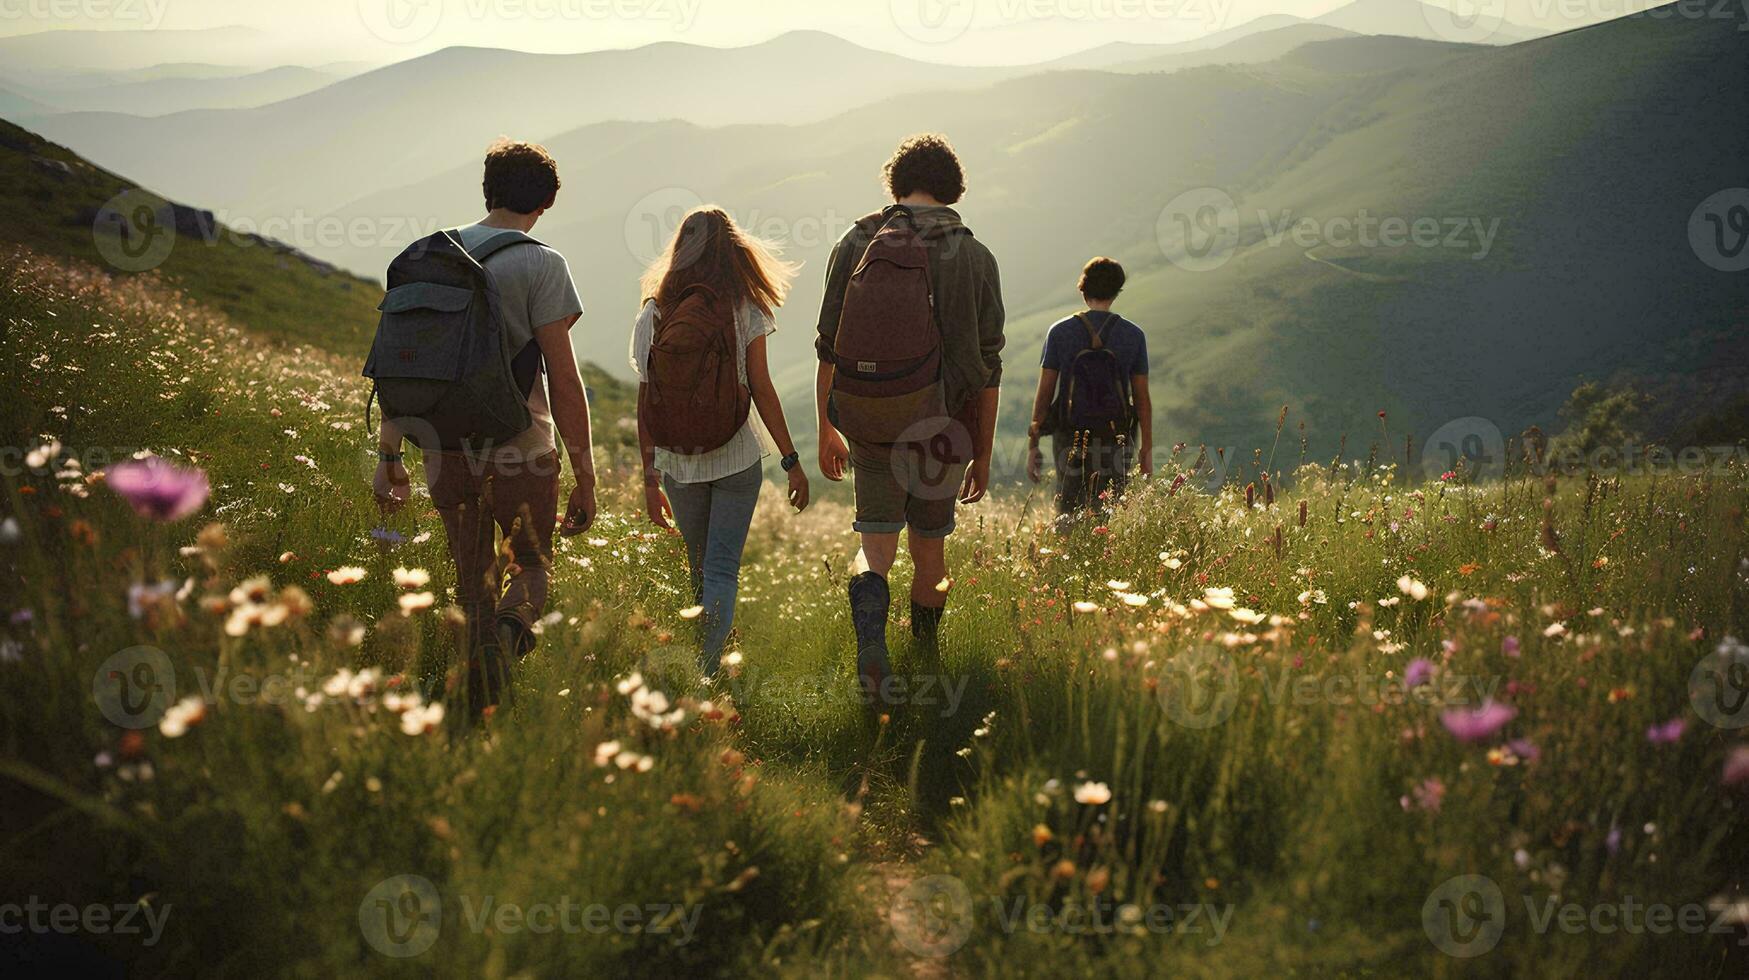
left=779, top=452, right=800, bottom=472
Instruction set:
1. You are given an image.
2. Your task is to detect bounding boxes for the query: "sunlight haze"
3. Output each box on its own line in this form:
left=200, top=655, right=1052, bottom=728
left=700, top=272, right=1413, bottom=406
left=0, top=0, right=1643, bottom=64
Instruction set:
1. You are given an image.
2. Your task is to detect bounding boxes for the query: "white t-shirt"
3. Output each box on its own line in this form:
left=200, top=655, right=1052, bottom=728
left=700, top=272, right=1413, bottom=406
left=454, top=222, right=583, bottom=464
left=628, top=297, right=775, bottom=484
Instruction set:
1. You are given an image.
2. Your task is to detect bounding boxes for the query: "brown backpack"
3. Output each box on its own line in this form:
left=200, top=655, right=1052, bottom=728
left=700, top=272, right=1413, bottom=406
left=639, top=284, right=749, bottom=455
left=829, top=206, right=956, bottom=444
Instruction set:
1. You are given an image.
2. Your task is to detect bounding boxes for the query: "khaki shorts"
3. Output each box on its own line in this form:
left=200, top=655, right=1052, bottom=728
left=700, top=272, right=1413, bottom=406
left=849, top=438, right=968, bottom=539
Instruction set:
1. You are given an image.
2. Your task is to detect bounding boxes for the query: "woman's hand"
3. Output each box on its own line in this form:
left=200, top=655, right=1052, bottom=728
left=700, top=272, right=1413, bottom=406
left=787, top=465, right=811, bottom=513
left=644, top=480, right=675, bottom=533
left=1027, top=443, right=1044, bottom=484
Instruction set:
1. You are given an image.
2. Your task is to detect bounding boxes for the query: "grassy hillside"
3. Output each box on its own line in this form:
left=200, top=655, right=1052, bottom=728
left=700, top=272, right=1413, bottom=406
left=0, top=117, right=381, bottom=356
left=0, top=118, right=637, bottom=434
left=3, top=238, right=1746, bottom=977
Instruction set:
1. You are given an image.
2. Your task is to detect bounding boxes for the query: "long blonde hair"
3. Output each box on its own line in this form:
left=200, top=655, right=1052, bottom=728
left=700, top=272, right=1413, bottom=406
left=640, top=207, right=798, bottom=319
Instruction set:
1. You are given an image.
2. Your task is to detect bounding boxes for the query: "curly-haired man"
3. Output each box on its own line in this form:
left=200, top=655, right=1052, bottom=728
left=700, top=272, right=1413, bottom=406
left=814, top=133, right=1005, bottom=706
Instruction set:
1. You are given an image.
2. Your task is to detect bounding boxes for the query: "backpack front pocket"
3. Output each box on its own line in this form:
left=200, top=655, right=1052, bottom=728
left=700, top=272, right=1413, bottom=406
left=367, top=283, right=475, bottom=382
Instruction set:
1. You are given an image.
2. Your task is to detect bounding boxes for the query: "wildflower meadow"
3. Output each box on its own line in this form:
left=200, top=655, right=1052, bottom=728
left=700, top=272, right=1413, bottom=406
left=3, top=245, right=1747, bottom=977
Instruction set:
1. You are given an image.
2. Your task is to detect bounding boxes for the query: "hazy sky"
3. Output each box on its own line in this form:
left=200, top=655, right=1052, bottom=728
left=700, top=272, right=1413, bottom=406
left=0, top=0, right=1646, bottom=64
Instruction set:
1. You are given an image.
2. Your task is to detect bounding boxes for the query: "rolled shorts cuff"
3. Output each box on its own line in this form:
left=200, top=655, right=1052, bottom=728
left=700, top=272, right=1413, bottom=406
left=851, top=519, right=907, bottom=535
left=909, top=516, right=957, bottom=540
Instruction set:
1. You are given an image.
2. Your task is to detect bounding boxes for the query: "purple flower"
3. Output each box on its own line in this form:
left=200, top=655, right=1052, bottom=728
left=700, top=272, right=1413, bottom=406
left=1724, top=747, right=1749, bottom=787
left=1442, top=700, right=1517, bottom=742
left=1605, top=824, right=1622, bottom=855
left=1403, top=657, right=1435, bottom=689
left=1508, top=738, right=1540, bottom=763
left=1502, top=635, right=1521, bottom=659
left=370, top=526, right=406, bottom=547
left=1400, top=777, right=1445, bottom=813
left=105, top=456, right=209, bottom=522
left=1646, top=717, right=1686, bottom=745
left=8, top=609, right=31, bottom=627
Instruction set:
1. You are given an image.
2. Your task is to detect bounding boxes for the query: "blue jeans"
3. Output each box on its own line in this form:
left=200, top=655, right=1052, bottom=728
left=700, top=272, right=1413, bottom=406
left=663, top=461, right=763, bottom=673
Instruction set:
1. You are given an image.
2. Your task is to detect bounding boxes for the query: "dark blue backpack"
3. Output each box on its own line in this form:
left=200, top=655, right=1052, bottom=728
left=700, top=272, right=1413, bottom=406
left=1062, top=311, right=1132, bottom=438
left=362, top=229, right=543, bottom=451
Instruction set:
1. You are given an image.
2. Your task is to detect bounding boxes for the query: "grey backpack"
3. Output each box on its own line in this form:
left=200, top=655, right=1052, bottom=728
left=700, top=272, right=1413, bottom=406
left=363, top=229, right=543, bottom=451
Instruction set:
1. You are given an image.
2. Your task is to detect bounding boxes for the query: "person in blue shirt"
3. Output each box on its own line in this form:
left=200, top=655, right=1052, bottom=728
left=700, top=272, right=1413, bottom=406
left=1025, top=257, right=1153, bottom=523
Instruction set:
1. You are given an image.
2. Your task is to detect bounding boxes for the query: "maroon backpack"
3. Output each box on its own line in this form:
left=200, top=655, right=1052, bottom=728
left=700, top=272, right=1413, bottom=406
left=639, top=284, right=749, bottom=455
left=829, top=206, right=959, bottom=444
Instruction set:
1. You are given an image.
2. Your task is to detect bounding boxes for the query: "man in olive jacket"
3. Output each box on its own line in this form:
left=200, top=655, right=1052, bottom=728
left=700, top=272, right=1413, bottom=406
left=814, top=133, right=1005, bottom=706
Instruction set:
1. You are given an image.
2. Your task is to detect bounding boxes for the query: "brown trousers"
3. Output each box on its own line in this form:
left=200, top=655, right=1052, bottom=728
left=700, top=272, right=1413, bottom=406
left=423, top=450, right=559, bottom=648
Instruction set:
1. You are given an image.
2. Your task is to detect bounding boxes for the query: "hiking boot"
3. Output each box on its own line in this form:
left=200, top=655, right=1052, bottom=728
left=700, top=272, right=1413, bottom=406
left=848, top=571, right=892, bottom=707
left=911, top=599, right=945, bottom=645
left=497, top=615, right=536, bottom=660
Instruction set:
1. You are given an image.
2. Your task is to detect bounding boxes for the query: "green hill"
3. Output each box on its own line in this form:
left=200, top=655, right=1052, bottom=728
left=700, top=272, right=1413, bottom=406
left=320, top=12, right=1747, bottom=464
left=0, top=118, right=637, bottom=439
left=0, top=117, right=382, bottom=355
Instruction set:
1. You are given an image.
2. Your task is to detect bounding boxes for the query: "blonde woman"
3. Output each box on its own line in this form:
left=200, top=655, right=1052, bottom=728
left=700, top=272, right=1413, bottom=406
left=630, top=207, right=810, bottom=677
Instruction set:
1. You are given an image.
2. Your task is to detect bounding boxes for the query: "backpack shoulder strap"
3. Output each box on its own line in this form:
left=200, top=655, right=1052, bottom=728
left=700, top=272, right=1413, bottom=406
left=1074, top=311, right=1106, bottom=351
left=463, top=229, right=545, bottom=265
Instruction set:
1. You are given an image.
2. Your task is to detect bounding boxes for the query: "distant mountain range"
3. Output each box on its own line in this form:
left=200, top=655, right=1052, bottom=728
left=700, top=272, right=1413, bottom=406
left=1, top=3, right=1740, bottom=459
left=0, top=65, right=355, bottom=116
left=0, top=27, right=296, bottom=73
left=16, top=31, right=1035, bottom=221
left=1050, top=0, right=1547, bottom=71
left=9, top=0, right=1549, bottom=219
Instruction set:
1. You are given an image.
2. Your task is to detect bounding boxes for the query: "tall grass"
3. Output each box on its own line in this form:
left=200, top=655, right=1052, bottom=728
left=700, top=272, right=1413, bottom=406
left=2, top=248, right=1745, bottom=977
